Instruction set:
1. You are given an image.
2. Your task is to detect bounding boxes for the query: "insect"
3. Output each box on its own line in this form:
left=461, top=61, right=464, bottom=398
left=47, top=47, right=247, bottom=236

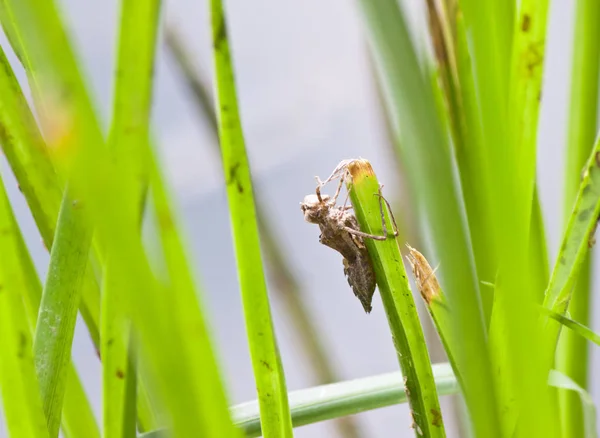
left=300, top=160, right=398, bottom=313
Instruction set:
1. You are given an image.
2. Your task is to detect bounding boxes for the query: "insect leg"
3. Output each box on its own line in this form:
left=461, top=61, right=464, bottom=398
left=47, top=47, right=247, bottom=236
left=343, top=226, right=387, bottom=241
left=330, top=172, right=348, bottom=205
left=343, top=186, right=399, bottom=241
left=374, top=186, right=399, bottom=238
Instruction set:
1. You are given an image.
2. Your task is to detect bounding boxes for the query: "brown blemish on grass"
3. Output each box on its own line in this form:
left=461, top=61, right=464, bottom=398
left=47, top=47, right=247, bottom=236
left=260, top=360, right=272, bottom=371
left=406, top=244, right=441, bottom=304
left=347, top=158, right=375, bottom=185
left=227, top=162, right=244, bottom=193
left=589, top=215, right=599, bottom=248
left=17, top=332, right=27, bottom=359
left=521, top=14, right=531, bottom=32
left=431, top=408, right=443, bottom=427
left=116, top=369, right=125, bottom=379
left=578, top=207, right=594, bottom=222
left=213, top=16, right=228, bottom=50
left=595, top=151, right=600, bottom=167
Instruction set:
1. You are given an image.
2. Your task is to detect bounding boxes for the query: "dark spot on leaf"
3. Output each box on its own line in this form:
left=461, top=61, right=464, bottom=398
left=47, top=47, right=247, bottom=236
left=213, top=16, right=228, bottom=50
left=431, top=408, right=443, bottom=427
left=559, top=241, right=567, bottom=255
left=221, top=104, right=229, bottom=113
left=227, top=162, right=244, bottom=193
left=578, top=207, right=594, bottom=222
left=107, top=338, right=114, bottom=347
left=17, top=332, right=27, bottom=358
left=116, top=369, right=125, bottom=379
left=521, top=14, right=531, bottom=32
left=17, top=184, right=22, bottom=193
left=524, top=42, right=544, bottom=76
left=0, top=228, right=10, bottom=236
left=582, top=184, right=592, bottom=195
left=260, top=360, right=272, bottom=371
left=596, top=151, right=600, bottom=167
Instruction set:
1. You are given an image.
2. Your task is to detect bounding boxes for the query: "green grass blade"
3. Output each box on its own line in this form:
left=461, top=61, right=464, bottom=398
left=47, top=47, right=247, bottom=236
left=355, top=0, right=499, bottom=435
left=545, top=310, right=600, bottom=347
left=346, top=159, right=445, bottom=436
left=233, top=363, right=457, bottom=438
left=210, top=2, right=293, bottom=437
left=530, top=187, right=550, bottom=299
left=451, top=9, right=498, bottom=322
left=8, top=188, right=99, bottom=438
left=103, top=0, right=162, bottom=434
left=0, top=173, right=49, bottom=438
left=509, top=0, right=550, bottom=295
left=548, top=370, right=598, bottom=438
left=491, top=0, right=553, bottom=431
left=33, top=188, right=93, bottom=438
left=139, top=363, right=459, bottom=438
left=543, top=133, right=600, bottom=314
left=0, top=40, right=99, bottom=438
left=557, top=0, right=600, bottom=434
left=0, top=44, right=61, bottom=246
left=0, top=37, right=100, bottom=348
left=101, top=266, right=137, bottom=438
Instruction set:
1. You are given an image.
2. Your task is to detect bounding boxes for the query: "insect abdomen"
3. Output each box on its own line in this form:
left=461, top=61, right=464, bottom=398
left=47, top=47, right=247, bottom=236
left=343, top=255, right=376, bottom=313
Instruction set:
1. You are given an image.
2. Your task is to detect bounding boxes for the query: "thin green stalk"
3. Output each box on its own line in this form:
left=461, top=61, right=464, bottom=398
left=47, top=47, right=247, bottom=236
left=233, top=363, right=455, bottom=438
left=356, top=0, right=499, bottom=435
left=33, top=188, right=92, bottom=438
left=0, top=37, right=99, bottom=437
left=347, top=159, right=445, bottom=436
left=542, top=134, right=600, bottom=424
left=1, top=0, right=105, bottom=341
left=545, top=310, right=600, bottom=347
left=165, top=25, right=365, bottom=438
left=548, top=371, right=598, bottom=438
left=530, top=186, right=550, bottom=300
left=11, top=190, right=99, bottom=438
left=543, top=133, right=600, bottom=316
left=0, top=173, right=49, bottom=438
left=8, top=0, right=240, bottom=435
left=558, top=0, right=600, bottom=435
left=210, top=2, right=293, bottom=437
left=489, top=0, right=553, bottom=433
left=103, top=0, right=162, bottom=434
left=509, top=0, right=550, bottom=291
left=0, top=43, right=101, bottom=347
left=101, top=265, right=137, bottom=438
left=139, top=363, right=459, bottom=438
left=451, top=8, right=498, bottom=321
